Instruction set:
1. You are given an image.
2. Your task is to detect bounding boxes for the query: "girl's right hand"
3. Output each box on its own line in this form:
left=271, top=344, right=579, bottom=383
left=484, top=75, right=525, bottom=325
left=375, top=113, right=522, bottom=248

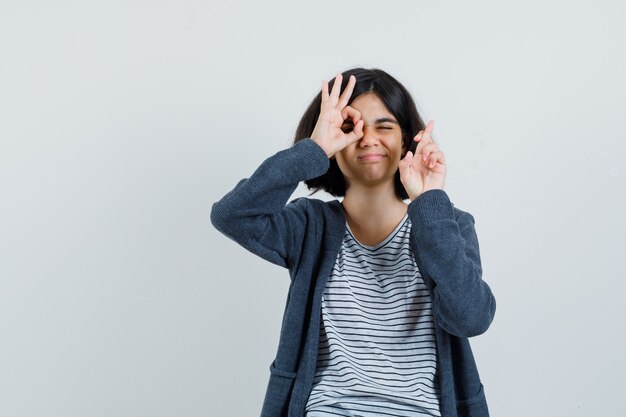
left=310, top=73, right=364, bottom=158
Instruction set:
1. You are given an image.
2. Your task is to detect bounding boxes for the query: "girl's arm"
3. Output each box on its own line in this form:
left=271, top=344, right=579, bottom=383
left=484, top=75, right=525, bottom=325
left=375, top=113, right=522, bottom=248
left=409, top=189, right=496, bottom=337
left=211, top=73, right=363, bottom=269
left=210, top=139, right=329, bottom=269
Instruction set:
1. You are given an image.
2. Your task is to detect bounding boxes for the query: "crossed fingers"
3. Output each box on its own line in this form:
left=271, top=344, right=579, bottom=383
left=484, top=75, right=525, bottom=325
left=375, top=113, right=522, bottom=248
left=414, top=120, right=445, bottom=169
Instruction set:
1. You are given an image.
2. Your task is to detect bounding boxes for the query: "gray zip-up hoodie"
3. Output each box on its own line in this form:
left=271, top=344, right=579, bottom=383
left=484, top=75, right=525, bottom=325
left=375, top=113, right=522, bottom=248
left=210, top=138, right=496, bottom=417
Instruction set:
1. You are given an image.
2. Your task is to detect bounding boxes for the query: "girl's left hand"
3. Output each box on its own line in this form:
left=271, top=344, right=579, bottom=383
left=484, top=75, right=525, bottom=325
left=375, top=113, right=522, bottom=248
left=398, top=120, right=447, bottom=201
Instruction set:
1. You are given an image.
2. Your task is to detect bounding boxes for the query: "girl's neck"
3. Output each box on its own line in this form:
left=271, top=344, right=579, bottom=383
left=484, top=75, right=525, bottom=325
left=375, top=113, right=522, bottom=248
left=340, top=182, right=408, bottom=234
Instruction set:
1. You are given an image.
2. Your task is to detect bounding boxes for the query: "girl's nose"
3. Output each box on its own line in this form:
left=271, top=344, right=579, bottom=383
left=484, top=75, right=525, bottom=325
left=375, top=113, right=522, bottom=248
left=359, top=126, right=379, bottom=147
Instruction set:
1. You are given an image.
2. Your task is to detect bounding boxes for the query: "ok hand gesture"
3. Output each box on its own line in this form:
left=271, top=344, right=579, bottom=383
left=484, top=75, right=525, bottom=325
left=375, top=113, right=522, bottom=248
left=310, top=73, right=364, bottom=158
left=398, top=120, right=447, bottom=201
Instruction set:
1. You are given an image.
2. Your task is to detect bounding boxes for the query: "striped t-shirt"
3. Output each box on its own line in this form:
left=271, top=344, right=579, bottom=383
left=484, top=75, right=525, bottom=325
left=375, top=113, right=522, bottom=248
left=304, top=213, right=441, bottom=417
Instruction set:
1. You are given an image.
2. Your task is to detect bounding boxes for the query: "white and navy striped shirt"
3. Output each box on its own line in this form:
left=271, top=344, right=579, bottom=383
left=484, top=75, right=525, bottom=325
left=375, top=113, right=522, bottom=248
left=305, top=213, right=441, bottom=417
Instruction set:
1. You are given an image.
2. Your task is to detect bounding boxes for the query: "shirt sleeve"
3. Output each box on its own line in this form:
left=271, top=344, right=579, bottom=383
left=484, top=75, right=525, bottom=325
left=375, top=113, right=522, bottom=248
left=210, top=139, right=330, bottom=269
left=408, top=189, right=496, bottom=337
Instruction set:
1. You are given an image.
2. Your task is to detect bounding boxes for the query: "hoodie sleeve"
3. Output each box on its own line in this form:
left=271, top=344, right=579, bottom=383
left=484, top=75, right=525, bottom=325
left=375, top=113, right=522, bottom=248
left=210, top=139, right=330, bottom=269
left=408, top=189, right=496, bottom=337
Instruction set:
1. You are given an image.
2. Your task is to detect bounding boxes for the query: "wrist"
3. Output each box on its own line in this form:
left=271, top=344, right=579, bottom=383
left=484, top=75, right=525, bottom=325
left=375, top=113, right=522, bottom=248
left=309, top=137, right=333, bottom=159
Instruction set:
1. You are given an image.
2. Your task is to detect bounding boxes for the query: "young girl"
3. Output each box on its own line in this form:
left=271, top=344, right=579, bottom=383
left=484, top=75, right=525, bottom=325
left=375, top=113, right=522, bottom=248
left=211, top=68, right=496, bottom=417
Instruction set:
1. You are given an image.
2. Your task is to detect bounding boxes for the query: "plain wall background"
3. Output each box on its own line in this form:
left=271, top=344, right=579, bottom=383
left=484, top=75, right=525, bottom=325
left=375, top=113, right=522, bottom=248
left=1, top=1, right=625, bottom=416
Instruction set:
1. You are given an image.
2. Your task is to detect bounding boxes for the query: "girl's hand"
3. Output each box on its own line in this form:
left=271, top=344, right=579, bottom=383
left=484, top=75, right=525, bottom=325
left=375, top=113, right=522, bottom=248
left=310, top=73, right=364, bottom=158
left=398, top=120, right=447, bottom=201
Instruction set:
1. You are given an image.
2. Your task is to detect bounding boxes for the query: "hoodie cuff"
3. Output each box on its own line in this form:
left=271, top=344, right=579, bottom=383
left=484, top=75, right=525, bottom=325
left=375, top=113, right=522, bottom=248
left=289, top=138, right=330, bottom=179
left=407, top=189, right=455, bottom=223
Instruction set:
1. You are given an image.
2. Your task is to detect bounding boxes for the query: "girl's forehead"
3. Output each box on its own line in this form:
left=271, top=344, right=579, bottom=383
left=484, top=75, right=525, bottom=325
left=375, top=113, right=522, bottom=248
left=351, top=93, right=394, bottom=116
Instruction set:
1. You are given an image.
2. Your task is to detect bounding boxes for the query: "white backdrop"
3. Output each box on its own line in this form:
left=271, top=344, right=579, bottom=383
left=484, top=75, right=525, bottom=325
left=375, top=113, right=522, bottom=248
left=1, top=1, right=625, bottom=416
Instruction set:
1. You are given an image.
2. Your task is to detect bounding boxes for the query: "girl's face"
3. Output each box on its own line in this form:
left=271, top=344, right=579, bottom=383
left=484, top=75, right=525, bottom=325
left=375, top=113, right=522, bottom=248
left=335, top=92, right=405, bottom=190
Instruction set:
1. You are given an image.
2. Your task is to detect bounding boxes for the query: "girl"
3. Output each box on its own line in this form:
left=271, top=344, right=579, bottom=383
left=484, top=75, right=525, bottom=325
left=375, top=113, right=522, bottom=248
left=211, top=68, right=496, bottom=417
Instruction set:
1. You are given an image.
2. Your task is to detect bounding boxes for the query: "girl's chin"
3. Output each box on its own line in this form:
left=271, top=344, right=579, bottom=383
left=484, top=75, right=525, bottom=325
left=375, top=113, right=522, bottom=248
left=349, top=172, right=396, bottom=186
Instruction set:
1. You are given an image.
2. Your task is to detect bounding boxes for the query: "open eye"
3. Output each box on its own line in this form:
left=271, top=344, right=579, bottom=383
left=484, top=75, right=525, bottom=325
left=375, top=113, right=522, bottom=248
left=341, top=123, right=354, bottom=132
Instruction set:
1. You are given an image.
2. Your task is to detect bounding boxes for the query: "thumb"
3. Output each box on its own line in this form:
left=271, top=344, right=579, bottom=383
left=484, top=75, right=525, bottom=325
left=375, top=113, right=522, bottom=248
left=399, top=150, right=414, bottom=169
left=398, top=150, right=414, bottom=180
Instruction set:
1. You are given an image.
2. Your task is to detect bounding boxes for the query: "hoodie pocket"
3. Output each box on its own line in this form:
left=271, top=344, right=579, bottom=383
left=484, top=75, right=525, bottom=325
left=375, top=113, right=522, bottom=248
left=260, top=360, right=298, bottom=417
left=269, top=359, right=297, bottom=379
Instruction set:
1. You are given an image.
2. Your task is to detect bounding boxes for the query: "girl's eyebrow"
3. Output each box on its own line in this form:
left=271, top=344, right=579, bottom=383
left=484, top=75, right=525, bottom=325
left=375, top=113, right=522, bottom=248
left=374, top=117, right=398, bottom=124
left=342, top=117, right=398, bottom=125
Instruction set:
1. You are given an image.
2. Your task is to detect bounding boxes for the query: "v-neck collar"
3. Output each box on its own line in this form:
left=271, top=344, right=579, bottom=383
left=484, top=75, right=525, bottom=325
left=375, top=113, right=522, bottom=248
left=343, top=211, right=409, bottom=250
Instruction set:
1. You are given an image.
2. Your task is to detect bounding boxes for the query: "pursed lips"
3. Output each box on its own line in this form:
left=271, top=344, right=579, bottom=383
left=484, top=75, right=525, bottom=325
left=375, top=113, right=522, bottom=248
left=357, top=153, right=386, bottom=161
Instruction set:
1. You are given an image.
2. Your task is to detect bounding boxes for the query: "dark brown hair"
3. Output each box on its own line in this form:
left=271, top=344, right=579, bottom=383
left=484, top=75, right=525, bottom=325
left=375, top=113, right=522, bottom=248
left=293, top=67, right=428, bottom=199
